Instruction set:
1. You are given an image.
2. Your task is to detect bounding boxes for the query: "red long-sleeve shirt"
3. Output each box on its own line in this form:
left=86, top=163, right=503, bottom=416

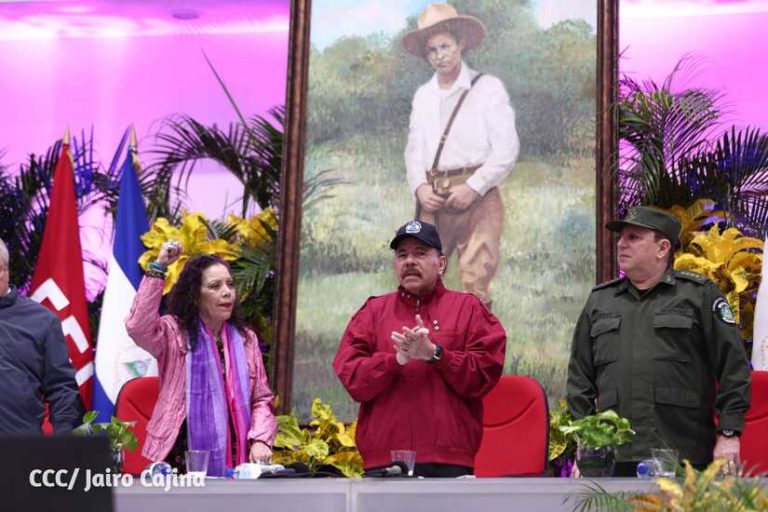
left=333, top=280, right=506, bottom=469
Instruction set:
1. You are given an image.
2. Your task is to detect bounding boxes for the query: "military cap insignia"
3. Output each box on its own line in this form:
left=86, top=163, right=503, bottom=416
left=405, top=220, right=422, bottom=234
left=713, top=297, right=736, bottom=324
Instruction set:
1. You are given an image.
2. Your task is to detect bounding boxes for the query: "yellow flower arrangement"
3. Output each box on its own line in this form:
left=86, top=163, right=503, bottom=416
left=668, top=198, right=727, bottom=247
left=139, top=209, right=277, bottom=294
left=226, top=208, right=278, bottom=249
left=668, top=200, right=764, bottom=340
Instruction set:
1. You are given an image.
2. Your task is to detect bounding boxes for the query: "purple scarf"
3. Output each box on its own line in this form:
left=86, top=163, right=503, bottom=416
left=186, top=322, right=251, bottom=476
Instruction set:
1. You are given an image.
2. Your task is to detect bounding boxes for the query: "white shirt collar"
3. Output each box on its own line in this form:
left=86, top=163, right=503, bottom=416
left=428, top=61, right=473, bottom=95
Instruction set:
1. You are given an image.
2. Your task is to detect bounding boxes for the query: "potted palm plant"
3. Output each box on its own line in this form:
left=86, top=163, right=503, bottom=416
left=560, top=410, right=635, bottom=477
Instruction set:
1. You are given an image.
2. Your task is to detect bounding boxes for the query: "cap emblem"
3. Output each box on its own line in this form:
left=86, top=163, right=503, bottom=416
left=405, top=221, right=422, bottom=234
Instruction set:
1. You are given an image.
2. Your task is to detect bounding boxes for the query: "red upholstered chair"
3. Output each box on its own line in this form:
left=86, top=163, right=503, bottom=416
left=741, top=370, right=768, bottom=475
left=474, top=375, right=549, bottom=477
left=115, top=376, right=160, bottom=475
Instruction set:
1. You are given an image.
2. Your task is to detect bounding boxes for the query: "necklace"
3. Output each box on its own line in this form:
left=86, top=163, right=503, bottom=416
left=215, top=336, right=226, bottom=374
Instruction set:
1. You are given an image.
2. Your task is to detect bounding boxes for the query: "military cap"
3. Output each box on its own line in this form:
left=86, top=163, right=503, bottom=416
left=606, top=206, right=681, bottom=245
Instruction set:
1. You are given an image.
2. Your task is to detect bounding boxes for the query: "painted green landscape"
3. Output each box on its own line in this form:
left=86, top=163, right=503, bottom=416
left=293, top=0, right=597, bottom=420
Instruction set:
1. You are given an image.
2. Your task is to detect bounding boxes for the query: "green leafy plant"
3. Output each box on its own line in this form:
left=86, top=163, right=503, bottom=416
left=549, top=398, right=576, bottom=461
left=77, top=410, right=138, bottom=452
left=560, top=410, right=635, bottom=449
left=271, top=398, right=363, bottom=477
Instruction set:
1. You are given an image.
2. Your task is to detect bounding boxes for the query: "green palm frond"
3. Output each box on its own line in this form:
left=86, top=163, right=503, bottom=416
left=712, top=127, right=768, bottom=237
left=245, top=108, right=283, bottom=211
left=231, top=244, right=273, bottom=306
left=619, top=57, right=768, bottom=237
left=0, top=132, right=126, bottom=290
left=202, top=217, right=241, bottom=243
left=619, top=63, right=725, bottom=208
left=202, top=52, right=283, bottom=214
left=231, top=237, right=276, bottom=344
left=145, top=111, right=282, bottom=219
left=564, top=481, right=637, bottom=512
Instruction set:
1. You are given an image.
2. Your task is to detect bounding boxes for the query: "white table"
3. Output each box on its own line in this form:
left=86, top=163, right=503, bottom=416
left=115, top=477, right=658, bottom=512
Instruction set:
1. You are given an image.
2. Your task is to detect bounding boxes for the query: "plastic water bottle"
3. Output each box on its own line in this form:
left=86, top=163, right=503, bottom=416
left=636, top=459, right=657, bottom=479
left=146, top=461, right=173, bottom=476
left=232, top=463, right=263, bottom=479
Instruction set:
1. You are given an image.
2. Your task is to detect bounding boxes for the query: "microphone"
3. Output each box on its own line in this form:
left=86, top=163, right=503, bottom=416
left=364, top=461, right=409, bottom=477
left=259, top=462, right=311, bottom=478
left=286, top=462, right=311, bottom=476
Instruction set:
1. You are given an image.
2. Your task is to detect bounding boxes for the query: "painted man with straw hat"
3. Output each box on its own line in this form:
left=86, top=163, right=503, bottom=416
left=403, top=3, right=519, bottom=306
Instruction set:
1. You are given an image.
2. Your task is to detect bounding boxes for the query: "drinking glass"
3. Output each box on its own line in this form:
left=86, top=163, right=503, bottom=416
left=185, top=450, right=210, bottom=478
left=390, top=450, right=416, bottom=477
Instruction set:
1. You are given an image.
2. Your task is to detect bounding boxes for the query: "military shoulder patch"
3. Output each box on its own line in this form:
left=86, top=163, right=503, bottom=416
left=713, top=297, right=736, bottom=324
left=593, top=277, right=625, bottom=291
left=675, top=270, right=708, bottom=284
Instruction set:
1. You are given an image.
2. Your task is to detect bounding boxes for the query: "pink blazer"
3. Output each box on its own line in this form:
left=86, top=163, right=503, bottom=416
left=125, top=276, right=277, bottom=462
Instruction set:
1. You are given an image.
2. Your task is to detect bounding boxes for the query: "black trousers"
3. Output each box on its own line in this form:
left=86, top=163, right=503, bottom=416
left=415, top=463, right=473, bottom=477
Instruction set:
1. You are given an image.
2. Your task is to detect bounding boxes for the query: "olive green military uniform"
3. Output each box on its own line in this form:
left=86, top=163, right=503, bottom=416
left=566, top=270, right=751, bottom=465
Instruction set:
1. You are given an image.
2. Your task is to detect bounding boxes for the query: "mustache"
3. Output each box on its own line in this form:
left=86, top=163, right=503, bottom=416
left=402, top=268, right=421, bottom=277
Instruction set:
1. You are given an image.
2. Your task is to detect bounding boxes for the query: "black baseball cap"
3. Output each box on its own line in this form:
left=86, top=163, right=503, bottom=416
left=606, top=206, right=682, bottom=245
left=389, top=220, right=443, bottom=252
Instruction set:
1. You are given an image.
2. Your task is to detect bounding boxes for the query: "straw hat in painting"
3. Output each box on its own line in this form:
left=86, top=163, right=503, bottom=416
left=402, top=3, right=486, bottom=59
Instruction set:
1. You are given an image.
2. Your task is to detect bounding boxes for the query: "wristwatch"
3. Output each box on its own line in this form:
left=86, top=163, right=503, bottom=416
left=719, top=429, right=740, bottom=438
left=428, top=344, right=443, bottom=364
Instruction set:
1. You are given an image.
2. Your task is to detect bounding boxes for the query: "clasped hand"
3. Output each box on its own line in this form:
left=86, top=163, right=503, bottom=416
left=391, top=314, right=435, bottom=365
left=415, top=183, right=478, bottom=213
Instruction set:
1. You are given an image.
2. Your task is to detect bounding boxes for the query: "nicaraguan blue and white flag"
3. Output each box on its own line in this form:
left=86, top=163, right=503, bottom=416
left=92, top=140, right=157, bottom=422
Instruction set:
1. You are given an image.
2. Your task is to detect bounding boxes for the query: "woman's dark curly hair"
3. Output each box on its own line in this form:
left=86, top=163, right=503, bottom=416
left=167, top=255, right=246, bottom=352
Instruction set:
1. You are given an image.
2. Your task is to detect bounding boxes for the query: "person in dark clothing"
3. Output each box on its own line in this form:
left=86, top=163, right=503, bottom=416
left=0, top=238, right=83, bottom=434
left=567, top=207, right=751, bottom=477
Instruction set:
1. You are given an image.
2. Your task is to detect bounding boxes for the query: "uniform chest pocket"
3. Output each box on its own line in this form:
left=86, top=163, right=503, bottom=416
left=653, top=313, right=694, bottom=362
left=590, top=316, right=621, bottom=366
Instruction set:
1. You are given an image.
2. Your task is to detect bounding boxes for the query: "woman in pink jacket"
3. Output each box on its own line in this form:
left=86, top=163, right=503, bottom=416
left=126, top=241, right=276, bottom=476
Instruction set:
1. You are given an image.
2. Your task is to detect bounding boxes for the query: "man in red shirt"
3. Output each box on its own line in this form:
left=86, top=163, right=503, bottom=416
left=333, top=220, right=506, bottom=477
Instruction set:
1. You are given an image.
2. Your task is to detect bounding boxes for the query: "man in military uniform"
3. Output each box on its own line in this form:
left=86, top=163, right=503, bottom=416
left=567, top=207, right=751, bottom=476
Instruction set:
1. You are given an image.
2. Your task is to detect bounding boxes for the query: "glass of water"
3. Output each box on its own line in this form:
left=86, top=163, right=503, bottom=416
left=185, top=450, right=210, bottom=478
